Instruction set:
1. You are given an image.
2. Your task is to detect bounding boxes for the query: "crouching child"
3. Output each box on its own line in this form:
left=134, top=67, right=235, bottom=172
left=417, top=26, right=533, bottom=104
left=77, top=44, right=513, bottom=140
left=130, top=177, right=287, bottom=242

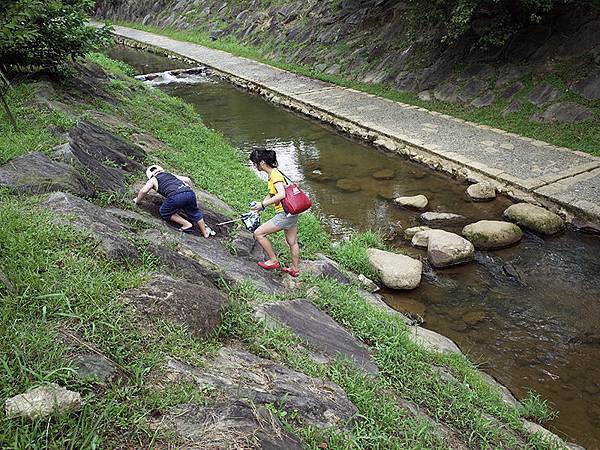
left=133, top=165, right=212, bottom=238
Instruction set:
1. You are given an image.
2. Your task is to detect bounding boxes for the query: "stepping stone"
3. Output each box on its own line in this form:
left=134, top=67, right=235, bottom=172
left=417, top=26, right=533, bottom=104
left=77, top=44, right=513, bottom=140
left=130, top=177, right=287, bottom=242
left=150, top=401, right=303, bottom=449
left=5, top=384, right=81, bottom=419
left=372, top=168, right=395, bottom=180
left=419, top=212, right=466, bottom=225
left=256, top=299, right=378, bottom=373
left=367, top=248, right=422, bottom=291
left=404, top=226, right=431, bottom=240
left=462, top=220, right=523, bottom=249
left=466, top=182, right=496, bottom=201
left=119, top=274, right=228, bottom=337
left=394, top=194, right=428, bottom=210
left=503, top=203, right=564, bottom=236
left=0, top=152, right=94, bottom=197
left=412, top=229, right=474, bottom=268
left=163, top=348, right=358, bottom=428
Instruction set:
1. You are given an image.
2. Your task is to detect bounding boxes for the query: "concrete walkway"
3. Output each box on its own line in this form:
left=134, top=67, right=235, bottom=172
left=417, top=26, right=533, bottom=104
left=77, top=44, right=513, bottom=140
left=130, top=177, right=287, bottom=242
left=100, top=23, right=600, bottom=224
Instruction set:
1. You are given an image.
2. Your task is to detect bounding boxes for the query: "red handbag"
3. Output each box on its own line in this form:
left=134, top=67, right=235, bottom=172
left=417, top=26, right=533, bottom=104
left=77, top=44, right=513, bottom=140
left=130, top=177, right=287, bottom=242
left=279, top=172, right=312, bottom=215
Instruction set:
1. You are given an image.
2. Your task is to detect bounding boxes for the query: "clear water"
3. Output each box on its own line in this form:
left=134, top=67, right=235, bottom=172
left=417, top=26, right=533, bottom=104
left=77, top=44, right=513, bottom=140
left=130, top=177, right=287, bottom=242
left=109, top=45, right=600, bottom=448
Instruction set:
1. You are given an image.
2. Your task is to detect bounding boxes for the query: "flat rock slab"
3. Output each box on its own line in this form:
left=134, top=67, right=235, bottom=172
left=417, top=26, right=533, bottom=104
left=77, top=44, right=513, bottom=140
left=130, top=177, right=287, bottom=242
left=0, top=152, right=94, bottom=197
left=42, top=192, right=140, bottom=262
left=72, top=353, right=124, bottom=384
left=419, top=212, right=466, bottom=225
left=256, top=299, right=378, bottom=373
left=5, top=383, right=81, bottom=419
left=119, top=274, right=228, bottom=337
left=150, top=401, right=303, bottom=449
left=164, top=348, right=358, bottom=429
left=300, top=253, right=353, bottom=284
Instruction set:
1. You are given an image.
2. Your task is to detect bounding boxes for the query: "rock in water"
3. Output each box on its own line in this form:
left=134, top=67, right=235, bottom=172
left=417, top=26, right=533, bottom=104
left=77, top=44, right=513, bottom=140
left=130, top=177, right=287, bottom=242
left=0, top=152, right=94, bottom=197
left=336, top=178, right=361, bottom=192
left=412, top=229, right=475, bottom=267
left=503, top=203, right=564, bottom=235
left=466, top=182, right=496, bottom=201
left=462, top=220, right=523, bottom=249
left=372, top=168, right=395, bottom=180
left=394, top=195, right=428, bottom=210
left=5, top=384, right=81, bottom=419
left=404, top=226, right=431, bottom=240
left=119, top=274, right=228, bottom=337
left=366, top=248, right=422, bottom=290
left=419, top=212, right=466, bottom=225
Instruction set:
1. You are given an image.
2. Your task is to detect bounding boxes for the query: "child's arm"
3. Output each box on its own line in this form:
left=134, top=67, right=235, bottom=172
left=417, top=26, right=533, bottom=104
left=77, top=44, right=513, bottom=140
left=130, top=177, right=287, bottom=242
left=133, top=178, right=156, bottom=204
left=174, top=175, right=193, bottom=187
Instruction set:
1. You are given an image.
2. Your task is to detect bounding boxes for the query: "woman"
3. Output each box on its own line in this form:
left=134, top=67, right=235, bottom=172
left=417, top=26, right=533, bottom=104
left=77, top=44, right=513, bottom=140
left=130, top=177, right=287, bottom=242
left=249, top=148, right=300, bottom=277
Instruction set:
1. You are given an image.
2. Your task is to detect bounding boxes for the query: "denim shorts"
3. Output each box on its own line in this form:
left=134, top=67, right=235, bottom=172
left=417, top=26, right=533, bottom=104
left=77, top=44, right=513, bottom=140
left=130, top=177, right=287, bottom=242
left=269, top=212, right=299, bottom=230
left=159, top=190, right=203, bottom=223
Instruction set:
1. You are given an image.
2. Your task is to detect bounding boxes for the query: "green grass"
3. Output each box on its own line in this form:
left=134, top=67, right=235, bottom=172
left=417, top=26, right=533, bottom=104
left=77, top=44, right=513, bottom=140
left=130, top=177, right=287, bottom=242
left=109, top=21, right=600, bottom=156
left=519, top=392, right=558, bottom=424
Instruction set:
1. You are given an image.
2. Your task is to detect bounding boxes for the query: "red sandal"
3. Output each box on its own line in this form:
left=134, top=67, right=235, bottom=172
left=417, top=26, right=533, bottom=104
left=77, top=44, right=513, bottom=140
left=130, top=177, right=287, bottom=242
left=258, top=260, right=280, bottom=270
left=282, top=267, right=300, bottom=278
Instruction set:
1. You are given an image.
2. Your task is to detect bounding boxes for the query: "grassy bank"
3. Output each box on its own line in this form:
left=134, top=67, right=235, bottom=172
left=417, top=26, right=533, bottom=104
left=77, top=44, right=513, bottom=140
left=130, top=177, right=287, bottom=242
left=0, top=54, right=560, bottom=448
left=110, top=21, right=600, bottom=156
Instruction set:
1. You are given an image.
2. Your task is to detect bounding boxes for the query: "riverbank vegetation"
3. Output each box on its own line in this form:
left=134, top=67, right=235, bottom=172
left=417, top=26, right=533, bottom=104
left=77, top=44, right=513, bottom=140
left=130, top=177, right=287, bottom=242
left=0, top=48, right=562, bottom=448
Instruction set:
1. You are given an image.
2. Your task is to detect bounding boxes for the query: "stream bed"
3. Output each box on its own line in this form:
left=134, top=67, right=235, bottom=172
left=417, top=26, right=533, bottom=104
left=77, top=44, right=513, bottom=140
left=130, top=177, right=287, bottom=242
left=109, top=45, right=600, bottom=448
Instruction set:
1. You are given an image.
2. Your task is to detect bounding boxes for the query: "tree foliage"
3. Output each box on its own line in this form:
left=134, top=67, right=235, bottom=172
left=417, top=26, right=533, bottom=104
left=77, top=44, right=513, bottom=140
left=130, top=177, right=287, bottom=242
left=0, top=0, right=111, bottom=72
left=405, top=0, right=575, bottom=48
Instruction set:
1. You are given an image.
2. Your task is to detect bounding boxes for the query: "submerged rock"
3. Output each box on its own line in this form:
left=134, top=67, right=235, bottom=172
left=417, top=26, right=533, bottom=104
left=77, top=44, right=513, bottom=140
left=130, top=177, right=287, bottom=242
left=0, top=152, right=94, bottom=197
left=120, top=274, right=227, bottom=337
left=372, top=168, right=395, bottom=180
left=466, top=182, right=496, bottom=201
left=366, top=248, right=422, bottom=290
left=151, top=401, right=303, bottom=449
left=394, top=194, right=428, bottom=210
left=419, top=212, right=466, bottom=225
left=462, top=220, right=523, bottom=249
left=503, top=203, right=564, bottom=235
left=412, top=229, right=475, bottom=268
left=5, top=384, right=81, bottom=419
left=256, top=298, right=377, bottom=373
left=336, top=178, right=361, bottom=192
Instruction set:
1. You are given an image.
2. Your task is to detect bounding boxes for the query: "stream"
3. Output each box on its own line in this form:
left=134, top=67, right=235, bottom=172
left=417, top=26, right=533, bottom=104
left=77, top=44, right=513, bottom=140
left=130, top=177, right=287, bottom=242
left=109, top=45, right=600, bottom=448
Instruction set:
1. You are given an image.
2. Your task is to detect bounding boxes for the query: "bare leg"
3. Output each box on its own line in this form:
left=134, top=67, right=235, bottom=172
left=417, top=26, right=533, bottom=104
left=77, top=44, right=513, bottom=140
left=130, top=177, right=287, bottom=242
left=197, top=218, right=210, bottom=238
left=284, top=226, right=300, bottom=271
left=254, top=221, right=283, bottom=263
left=170, top=213, right=193, bottom=229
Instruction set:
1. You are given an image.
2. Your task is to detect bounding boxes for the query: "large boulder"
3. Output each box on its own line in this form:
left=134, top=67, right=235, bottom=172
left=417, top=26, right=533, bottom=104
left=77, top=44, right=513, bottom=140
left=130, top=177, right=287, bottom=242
left=5, top=384, right=81, bottom=419
left=163, top=349, right=358, bottom=429
left=394, top=194, right=428, bottom=210
left=150, top=401, right=303, bottom=449
left=462, top=220, right=523, bottom=249
left=503, top=203, right=564, bottom=235
left=41, top=192, right=140, bottom=262
left=466, top=182, right=496, bottom=201
left=0, top=152, right=94, bottom=197
left=419, top=212, right=466, bottom=225
left=366, top=248, right=422, bottom=290
left=119, top=274, right=227, bottom=337
left=412, top=230, right=475, bottom=268
left=256, top=299, right=377, bottom=373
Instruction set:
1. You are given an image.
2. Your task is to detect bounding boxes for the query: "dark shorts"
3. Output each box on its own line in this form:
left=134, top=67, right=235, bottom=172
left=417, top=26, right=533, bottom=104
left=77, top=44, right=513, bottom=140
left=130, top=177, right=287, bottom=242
left=159, top=190, right=203, bottom=223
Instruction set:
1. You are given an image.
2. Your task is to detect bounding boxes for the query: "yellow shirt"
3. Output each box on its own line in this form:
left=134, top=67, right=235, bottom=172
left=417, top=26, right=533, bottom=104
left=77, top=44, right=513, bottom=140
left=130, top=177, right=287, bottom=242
left=268, top=169, right=286, bottom=213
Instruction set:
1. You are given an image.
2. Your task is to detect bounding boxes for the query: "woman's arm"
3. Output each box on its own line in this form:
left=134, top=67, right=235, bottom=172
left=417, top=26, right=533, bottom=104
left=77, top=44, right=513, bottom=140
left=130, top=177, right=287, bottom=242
left=252, top=182, right=285, bottom=211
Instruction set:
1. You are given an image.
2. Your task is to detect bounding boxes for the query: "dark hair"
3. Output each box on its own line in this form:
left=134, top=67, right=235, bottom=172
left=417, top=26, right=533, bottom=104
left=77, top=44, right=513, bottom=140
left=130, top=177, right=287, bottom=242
left=249, top=148, right=278, bottom=168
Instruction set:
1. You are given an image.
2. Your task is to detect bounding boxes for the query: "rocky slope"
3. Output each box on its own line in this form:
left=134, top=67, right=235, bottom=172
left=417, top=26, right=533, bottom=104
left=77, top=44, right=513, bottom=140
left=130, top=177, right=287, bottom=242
left=95, top=0, right=600, bottom=125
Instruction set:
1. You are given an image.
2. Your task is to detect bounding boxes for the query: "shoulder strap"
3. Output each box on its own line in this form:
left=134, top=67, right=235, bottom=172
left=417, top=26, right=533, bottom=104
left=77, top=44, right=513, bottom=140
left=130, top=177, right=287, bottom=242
left=276, top=169, right=292, bottom=185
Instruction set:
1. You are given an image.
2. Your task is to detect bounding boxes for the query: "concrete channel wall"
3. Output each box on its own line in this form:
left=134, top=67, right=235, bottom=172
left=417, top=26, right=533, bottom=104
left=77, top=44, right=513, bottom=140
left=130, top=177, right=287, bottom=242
left=99, top=24, right=600, bottom=228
